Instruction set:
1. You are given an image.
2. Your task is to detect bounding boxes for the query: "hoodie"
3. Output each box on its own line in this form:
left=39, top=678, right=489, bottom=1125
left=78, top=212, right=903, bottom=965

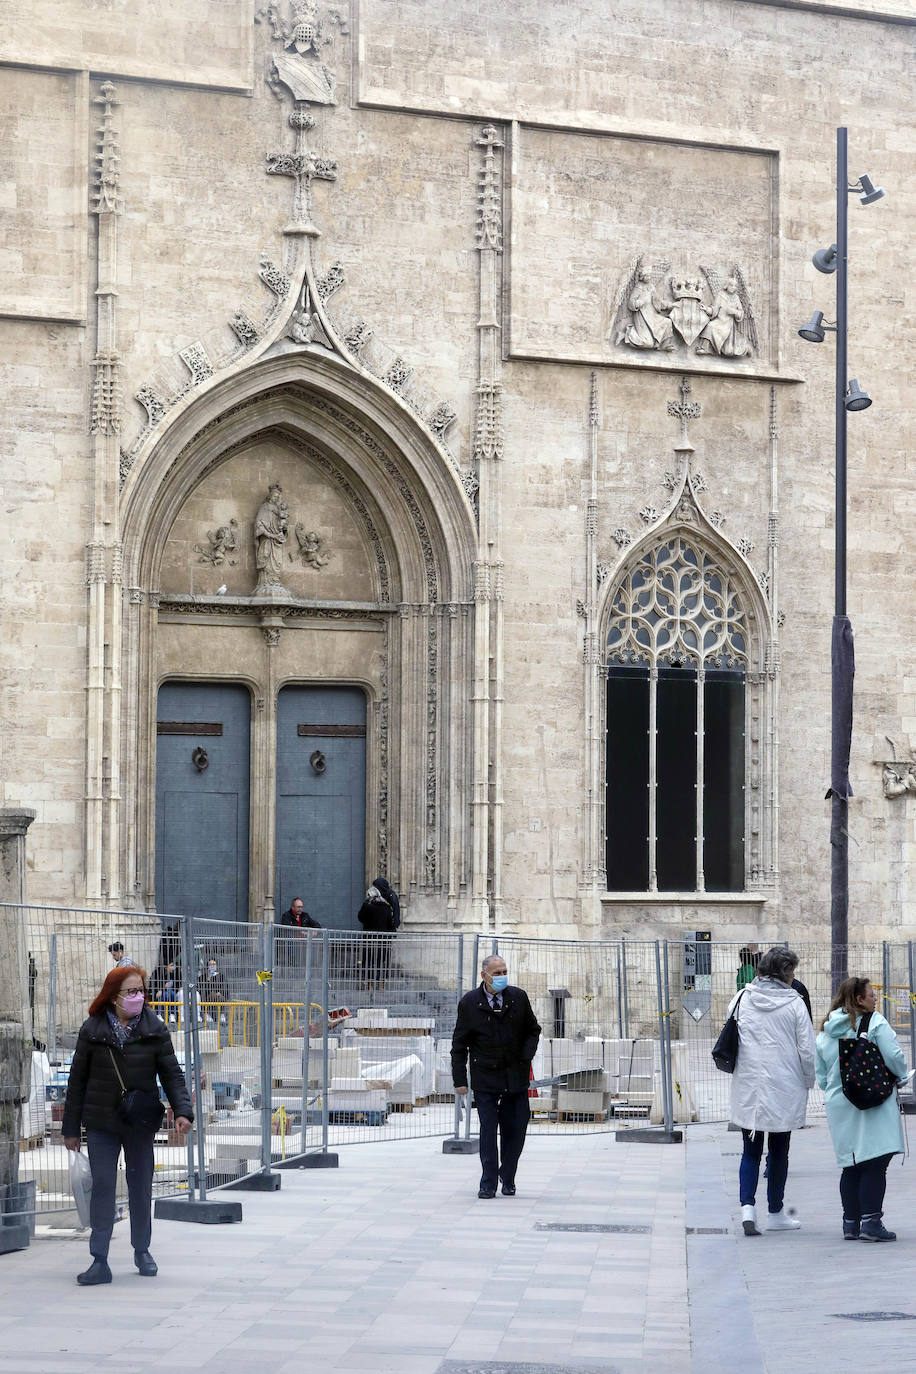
left=727, top=977, right=816, bottom=1133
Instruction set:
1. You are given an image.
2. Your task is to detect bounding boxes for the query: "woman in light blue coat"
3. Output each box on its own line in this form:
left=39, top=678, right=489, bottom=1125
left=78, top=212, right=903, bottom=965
left=815, top=976, right=908, bottom=1242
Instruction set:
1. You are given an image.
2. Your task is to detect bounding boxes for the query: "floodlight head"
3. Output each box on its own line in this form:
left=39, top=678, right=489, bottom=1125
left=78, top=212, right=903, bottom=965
left=857, top=174, right=886, bottom=206
left=798, top=311, right=827, bottom=343
left=845, top=379, right=872, bottom=413
left=813, top=243, right=838, bottom=274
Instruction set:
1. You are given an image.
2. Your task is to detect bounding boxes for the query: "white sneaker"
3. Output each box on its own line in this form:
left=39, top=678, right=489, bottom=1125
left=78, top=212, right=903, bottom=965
left=741, top=1204, right=760, bottom=1236
left=766, top=1210, right=801, bottom=1231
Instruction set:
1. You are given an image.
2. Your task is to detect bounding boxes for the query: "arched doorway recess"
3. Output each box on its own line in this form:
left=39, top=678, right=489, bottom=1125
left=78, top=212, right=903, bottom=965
left=118, top=352, right=478, bottom=925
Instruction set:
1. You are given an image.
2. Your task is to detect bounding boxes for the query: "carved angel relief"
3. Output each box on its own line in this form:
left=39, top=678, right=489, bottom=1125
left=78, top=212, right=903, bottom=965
left=195, top=519, right=239, bottom=566
left=291, top=523, right=332, bottom=568
left=610, top=259, right=758, bottom=359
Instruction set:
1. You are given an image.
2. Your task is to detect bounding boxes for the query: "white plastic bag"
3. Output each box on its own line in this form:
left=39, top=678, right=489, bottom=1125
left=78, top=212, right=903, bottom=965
left=68, top=1149, right=93, bottom=1227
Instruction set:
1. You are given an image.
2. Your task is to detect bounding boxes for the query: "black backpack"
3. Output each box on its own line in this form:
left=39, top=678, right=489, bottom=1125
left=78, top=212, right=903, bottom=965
left=838, top=1011, right=898, bottom=1110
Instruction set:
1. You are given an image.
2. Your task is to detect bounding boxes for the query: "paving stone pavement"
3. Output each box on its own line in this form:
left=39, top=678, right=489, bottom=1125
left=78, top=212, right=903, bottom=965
left=688, top=1117, right=916, bottom=1373
left=3, top=1122, right=916, bottom=1373
left=0, top=1134, right=687, bottom=1374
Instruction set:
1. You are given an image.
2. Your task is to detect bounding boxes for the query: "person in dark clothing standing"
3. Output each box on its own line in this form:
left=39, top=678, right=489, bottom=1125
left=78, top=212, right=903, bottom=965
left=372, top=876, right=400, bottom=929
left=279, top=897, right=321, bottom=968
left=63, top=964, right=193, bottom=1286
left=357, top=885, right=397, bottom=987
left=451, top=954, right=541, bottom=1199
left=280, top=896, right=321, bottom=929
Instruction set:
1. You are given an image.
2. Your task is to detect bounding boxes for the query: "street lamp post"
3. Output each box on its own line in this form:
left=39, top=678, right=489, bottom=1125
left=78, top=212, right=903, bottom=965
left=799, top=127, right=883, bottom=991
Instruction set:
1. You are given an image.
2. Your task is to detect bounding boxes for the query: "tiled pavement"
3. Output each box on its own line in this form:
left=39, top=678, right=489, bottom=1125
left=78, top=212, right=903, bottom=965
left=2, top=1121, right=916, bottom=1373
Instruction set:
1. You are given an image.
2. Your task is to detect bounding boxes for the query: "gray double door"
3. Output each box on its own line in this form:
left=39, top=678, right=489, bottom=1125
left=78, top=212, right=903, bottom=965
left=155, top=682, right=367, bottom=928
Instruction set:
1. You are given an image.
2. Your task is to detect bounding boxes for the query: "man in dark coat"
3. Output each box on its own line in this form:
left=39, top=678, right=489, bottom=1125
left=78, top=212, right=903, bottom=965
left=357, top=885, right=396, bottom=987
left=280, top=897, right=321, bottom=929
left=451, top=953, right=541, bottom=1198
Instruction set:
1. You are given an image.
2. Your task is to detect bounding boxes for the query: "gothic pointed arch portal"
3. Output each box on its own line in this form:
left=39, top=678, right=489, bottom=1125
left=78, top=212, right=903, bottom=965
left=116, top=353, right=478, bottom=924
left=596, top=516, right=777, bottom=896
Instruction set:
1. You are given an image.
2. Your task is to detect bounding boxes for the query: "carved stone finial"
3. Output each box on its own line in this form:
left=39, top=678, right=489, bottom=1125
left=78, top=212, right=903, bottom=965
left=588, top=371, right=598, bottom=429
left=769, top=384, right=778, bottom=441
left=667, top=375, right=701, bottom=451
left=475, top=125, right=503, bottom=253
left=92, top=81, right=122, bottom=216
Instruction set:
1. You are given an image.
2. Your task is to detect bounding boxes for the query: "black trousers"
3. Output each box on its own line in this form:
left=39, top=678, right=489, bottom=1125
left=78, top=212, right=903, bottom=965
left=840, top=1153, right=893, bottom=1220
left=474, top=1089, right=531, bottom=1190
left=87, top=1126, right=155, bottom=1259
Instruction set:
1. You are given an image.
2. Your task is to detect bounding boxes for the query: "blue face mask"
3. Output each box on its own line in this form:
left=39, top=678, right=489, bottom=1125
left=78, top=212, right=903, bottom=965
left=490, top=974, right=509, bottom=993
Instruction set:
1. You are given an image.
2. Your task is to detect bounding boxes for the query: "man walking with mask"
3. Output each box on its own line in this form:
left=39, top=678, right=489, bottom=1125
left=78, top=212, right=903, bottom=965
left=451, top=954, right=541, bottom=1199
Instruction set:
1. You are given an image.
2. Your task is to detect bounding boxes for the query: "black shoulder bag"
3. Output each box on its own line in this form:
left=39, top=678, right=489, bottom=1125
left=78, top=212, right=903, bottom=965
left=838, top=1011, right=898, bottom=1110
left=108, top=1049, right=166, bottom=1132
left=711, top=990, right=745, bottom=1074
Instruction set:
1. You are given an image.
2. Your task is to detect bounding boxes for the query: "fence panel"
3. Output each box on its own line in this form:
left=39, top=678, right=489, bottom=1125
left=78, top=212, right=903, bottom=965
left=680, top=941, right=911, bottom=1126
left=10, top=904, right=192, bottom=1226
left=10, top=903, right=916, bottom=1222
left=482, top=937, right=670, bottom=1134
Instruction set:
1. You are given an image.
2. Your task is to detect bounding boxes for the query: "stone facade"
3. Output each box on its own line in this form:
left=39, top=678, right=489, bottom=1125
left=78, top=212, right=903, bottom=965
left=0, top=1, right=913, bottom=941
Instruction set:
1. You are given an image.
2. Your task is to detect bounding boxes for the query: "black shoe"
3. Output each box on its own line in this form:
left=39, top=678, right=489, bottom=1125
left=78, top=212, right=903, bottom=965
left=860, top=1215, right=896, bottom=1242
left=843, top=1218, right=860, bottom=1240
left=478, top=1188, right=496, bottom=1199
left=501, top=1182, right=516, bottom=1196
left=77, top=1259, right=112, bottom=1286
left=134, top=1250, right=158, bottom=1276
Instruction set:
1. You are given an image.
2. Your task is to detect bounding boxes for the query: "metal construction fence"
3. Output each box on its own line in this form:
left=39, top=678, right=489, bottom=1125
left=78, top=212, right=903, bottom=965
left=5, top=902, right=916, bottom=1227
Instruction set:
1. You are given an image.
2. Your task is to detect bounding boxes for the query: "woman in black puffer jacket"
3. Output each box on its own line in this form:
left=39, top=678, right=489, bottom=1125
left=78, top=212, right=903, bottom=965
left=63, top=964, right=193, bottom=1286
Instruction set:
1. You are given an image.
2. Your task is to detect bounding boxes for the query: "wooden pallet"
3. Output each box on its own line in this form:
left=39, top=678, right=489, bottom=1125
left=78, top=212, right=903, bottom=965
left=612, top=1104, right=651, bottom=1120
left=19, top=1135, right=44, bottom=1152
left=389, top=1101, right=413, bottom=1114
left=556, top=1110, right=608, bottom=1124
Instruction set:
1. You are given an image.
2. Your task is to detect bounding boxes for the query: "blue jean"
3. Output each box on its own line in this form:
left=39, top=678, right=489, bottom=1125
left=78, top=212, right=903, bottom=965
left=86, top=1127, right=155, bottom=1259
left=739, top=1129, right=791, bottom=1213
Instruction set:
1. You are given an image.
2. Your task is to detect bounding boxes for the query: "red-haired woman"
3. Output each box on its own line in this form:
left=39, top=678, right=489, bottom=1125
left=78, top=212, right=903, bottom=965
left=62, top=964, right=193, bottom=1286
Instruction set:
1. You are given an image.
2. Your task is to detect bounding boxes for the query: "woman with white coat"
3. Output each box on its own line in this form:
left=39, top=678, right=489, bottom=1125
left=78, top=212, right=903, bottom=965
left=815, top=977, right=907, bottom=1242
left=728, top=946, right=816, bottom=1236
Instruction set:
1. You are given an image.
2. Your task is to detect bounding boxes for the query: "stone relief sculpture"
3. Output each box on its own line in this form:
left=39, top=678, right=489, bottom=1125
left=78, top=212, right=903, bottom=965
left=881, top=738, right=916, bottom=799
left=195, top=518, right=239, bottom=566
left=610, top=259, right=758, bottom=358
left=292, top=523, right=332, bottom=568
left=253, top=483, right=291, bottom=594
left=612, top=259, right=674, bottom=351
left=256, top=0, right=337, bottom=105
left=696, top=267, right=758, bottom=358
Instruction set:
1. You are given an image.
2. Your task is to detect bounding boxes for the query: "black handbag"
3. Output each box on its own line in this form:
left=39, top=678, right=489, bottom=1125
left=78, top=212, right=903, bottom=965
left=711, top=990, right=746, bottom=1074
left=838, top=1011, right=898, bottom=1110
left=109, top=1049, right=166, bottom=1132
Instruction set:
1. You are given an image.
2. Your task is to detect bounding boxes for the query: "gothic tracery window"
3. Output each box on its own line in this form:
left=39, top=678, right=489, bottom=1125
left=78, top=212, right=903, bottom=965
left=605, top=535, right=748, bottom=892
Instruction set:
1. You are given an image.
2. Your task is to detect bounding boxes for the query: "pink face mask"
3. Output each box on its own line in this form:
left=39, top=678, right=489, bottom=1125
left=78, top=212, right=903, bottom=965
left=119, top=991, right=145, bottom=1016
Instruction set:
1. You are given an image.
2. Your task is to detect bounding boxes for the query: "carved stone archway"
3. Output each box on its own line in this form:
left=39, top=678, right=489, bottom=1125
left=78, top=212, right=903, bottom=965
left=116, top=352, right=478, bottom=924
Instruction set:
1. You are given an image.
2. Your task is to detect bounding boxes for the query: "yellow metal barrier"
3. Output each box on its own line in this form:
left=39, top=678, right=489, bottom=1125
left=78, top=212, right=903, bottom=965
left=148, top=999, right=310, bottom=1047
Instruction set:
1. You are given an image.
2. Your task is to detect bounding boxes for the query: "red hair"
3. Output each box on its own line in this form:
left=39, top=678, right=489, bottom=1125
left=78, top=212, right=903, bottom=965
left=89, top=964, right=148, bottom=1017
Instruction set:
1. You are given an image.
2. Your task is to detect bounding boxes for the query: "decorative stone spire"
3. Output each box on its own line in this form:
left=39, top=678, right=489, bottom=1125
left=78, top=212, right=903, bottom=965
left=475, top=125, right=503, bottom=252
left=92, top=81, right=122, bottom=216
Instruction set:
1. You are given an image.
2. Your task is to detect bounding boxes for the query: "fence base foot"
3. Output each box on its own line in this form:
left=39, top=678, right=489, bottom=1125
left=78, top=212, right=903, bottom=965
left=154, top=1198, right=242, bottom=1224
left=442, top=1138, right=479, bottom=1154
left=900, top=1097, right=916, bottom=1116
left=224, top=1171, right=282, bottom=1191
left=0, top=1224, right=30, bottom=1253
left=274, top=1153, right=339, bottom=1170
left=615, top=1128, right=683, bottom=1144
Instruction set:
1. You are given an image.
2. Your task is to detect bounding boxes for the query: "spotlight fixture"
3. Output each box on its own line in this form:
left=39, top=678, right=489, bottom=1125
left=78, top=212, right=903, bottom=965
left=797, top=311, right=835, bottom=343
left=844, top=379, right=872, bottom=413
left=812, top=243, right=838, bottom=274
left=855, top=174, right=886, bottom=206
